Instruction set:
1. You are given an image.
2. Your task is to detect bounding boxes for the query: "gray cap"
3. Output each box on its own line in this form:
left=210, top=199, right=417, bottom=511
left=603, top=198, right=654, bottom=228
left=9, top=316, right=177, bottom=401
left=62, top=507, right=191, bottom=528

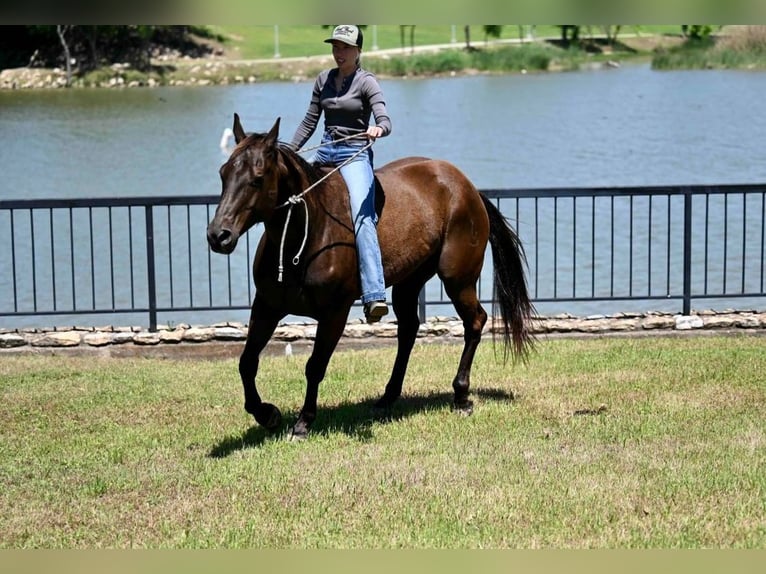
left=324, top=25, right=363, bottom=48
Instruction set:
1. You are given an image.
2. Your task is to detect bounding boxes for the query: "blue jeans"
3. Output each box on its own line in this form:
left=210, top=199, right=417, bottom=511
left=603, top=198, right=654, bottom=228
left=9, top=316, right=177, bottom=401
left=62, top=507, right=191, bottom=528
left=312, top=133, right=386, bottom=304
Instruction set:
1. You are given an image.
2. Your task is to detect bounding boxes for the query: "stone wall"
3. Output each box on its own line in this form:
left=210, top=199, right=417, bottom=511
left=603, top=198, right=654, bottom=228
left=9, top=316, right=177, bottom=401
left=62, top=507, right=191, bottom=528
left=2, top=310, right=765, bottom=353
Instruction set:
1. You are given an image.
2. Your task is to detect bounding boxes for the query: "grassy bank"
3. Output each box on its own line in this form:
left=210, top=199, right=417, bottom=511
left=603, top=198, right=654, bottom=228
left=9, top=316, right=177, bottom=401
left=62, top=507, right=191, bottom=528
left=1, top=27, right=687, bottom=89
left=653, top=25, right=766, bottom=70
left=1, top=335, right=764, bottom=548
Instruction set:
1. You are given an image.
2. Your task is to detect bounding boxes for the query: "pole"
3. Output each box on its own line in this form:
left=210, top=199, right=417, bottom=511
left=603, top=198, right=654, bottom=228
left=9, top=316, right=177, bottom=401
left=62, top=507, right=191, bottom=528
left=274, top=25, right=281, bottom=58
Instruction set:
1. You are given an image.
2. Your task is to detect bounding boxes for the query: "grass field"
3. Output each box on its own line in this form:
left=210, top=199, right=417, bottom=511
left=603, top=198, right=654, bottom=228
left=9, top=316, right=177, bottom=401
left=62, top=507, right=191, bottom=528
left=206, top=25, right=684, bottom=60
left=1, top=334, right=764, bottom=548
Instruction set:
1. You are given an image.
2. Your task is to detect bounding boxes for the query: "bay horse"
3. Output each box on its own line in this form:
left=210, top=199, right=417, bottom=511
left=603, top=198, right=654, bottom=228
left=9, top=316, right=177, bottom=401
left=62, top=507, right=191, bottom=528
left=207, top=114, right=534, bottom=439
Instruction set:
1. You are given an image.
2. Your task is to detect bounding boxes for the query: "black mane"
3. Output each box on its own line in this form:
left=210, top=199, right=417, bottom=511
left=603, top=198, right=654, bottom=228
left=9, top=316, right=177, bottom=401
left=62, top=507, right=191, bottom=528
left=277, top=142, right=322, bottom=185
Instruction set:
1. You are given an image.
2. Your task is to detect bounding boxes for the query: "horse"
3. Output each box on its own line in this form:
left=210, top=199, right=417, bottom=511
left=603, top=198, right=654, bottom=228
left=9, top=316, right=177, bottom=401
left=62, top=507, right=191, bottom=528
left=207, top=114, right=534, bottom=439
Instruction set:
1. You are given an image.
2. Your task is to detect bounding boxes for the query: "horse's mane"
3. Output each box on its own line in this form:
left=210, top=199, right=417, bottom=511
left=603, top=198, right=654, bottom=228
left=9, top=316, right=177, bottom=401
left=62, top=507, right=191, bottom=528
left=276, top=142, right=322, bottom=185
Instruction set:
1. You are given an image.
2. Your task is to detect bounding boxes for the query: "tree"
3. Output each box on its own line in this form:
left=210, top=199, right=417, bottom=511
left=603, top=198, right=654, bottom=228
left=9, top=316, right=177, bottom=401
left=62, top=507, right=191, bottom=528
left=604, top=25, right=622, bottom=46
left=483, top=25, right=503, bottom=44
left=682, top=25, right=714, bottom=40
left=399, top=25, right=415, bottom=54
left=0, top=25, right=207, bottom=74
left=56, top=25, right=72, bottom=87
left=558, top=25, right=581, bottom=46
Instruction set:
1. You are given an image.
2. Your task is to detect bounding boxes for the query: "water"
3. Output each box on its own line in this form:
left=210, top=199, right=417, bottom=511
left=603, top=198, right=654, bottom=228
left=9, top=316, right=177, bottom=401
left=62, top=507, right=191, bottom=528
left=4, top=63, right=766, bottom=201
left=2, top=63, right=766, bottom=327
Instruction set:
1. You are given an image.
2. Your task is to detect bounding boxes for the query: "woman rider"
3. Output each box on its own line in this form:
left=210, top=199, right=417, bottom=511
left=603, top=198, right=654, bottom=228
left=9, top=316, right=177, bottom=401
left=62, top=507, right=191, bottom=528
left=290, top=24, right=391, bottom=323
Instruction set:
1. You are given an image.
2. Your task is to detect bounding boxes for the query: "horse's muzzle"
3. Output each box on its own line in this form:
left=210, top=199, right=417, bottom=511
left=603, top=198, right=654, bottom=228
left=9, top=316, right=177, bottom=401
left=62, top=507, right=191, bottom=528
left=207, top=225, right=238, bottom=254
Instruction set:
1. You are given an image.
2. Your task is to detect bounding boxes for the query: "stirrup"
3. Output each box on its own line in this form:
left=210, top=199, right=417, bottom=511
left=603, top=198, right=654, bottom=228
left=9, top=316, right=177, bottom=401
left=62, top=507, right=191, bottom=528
left=364, top=301, right=388, bottom=324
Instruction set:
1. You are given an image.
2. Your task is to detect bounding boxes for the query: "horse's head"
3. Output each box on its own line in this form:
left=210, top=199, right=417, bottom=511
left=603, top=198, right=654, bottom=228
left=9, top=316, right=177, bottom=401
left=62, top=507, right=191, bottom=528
left=207, top=114, right=283, bottom=254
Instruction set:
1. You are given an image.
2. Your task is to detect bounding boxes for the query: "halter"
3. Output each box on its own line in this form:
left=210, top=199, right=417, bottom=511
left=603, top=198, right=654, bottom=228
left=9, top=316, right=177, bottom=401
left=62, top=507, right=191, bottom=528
left=274, top=135, right=373, bottom=283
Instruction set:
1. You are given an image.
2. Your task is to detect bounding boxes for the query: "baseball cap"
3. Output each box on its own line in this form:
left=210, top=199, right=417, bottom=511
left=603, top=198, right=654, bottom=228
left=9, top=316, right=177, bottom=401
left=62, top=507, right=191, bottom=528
left=324, top=25, right=363, bottom=49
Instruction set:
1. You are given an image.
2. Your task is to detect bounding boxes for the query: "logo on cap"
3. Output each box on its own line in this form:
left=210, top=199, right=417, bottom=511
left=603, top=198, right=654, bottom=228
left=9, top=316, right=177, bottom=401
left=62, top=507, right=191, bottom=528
left=335, top=25, right=356, bottom=39
left=325, top=24, right=361, bottom=47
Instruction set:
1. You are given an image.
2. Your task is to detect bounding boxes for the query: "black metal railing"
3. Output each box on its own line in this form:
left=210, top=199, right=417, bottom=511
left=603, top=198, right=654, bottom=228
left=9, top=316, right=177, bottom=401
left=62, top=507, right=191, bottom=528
left=1, top=184, right=764, bottom=331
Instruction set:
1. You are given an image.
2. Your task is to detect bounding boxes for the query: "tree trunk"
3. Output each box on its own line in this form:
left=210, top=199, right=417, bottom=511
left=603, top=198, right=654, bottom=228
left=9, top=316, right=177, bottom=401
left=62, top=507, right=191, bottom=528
left=86, top=26, right=100, bottom=71
left=56, top=25, right=72, bottom=87
left=464, top=25, right=471, bottom=50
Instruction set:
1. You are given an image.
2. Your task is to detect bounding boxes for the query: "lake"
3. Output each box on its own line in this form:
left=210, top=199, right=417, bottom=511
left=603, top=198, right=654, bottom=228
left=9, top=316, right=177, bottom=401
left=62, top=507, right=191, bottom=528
left=1, top=62, right=765, bottom=327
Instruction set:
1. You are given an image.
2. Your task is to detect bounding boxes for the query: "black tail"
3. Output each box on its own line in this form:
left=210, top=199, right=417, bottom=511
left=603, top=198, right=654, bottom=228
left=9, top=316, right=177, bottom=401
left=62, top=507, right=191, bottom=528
left=480, top=194, right=535, bottom=362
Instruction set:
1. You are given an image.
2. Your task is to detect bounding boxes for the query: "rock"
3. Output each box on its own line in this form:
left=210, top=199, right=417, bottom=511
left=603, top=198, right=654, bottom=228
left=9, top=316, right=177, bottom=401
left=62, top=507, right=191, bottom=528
left=83, top=332, right=113, bottom=347
left=273, top=326, right=305, bottom=341
left=29, top=331, right=82, bottom=347
left=675, top=315, right=704, bottom=330
left=182, top=327, right=215, bottom=342
left=159, top=330, right=185, bottom=344
left=133, top=332, right=161, bottom=345
left=701, top=315, right=736, bottom=329
left=0, top=333, right=27, bottom=348
left=373, top=323, right=398, bottom=338
left=214, top=326, right=246, bottom=340
left=343, top=324, right=373, bottom=338
left=112, top=332, right=136, bottom=344
left=735, top=314, right=761, bottom=329
left=642, top=315, right=676, bottom=330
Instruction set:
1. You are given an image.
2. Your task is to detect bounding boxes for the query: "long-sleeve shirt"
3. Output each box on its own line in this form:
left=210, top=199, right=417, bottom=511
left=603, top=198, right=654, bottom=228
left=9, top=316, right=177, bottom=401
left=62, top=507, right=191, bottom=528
left=290, top=67, right=392, bottom=150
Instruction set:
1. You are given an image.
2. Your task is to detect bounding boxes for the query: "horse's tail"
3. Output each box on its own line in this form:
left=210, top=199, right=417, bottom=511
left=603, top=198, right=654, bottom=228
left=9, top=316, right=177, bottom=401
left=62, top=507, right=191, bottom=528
left=480, top=193, right=535, bottom=362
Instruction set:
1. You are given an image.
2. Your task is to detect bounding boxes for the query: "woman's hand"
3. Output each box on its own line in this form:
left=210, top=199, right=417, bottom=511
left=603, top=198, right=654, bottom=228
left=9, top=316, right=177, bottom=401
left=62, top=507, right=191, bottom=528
left=366, top=126, right=383, bottom=140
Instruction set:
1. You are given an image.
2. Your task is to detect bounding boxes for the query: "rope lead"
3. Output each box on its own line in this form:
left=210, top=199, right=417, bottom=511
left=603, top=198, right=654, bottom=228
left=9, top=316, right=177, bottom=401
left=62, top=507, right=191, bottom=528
left=275, top=140, right=373, bottom=283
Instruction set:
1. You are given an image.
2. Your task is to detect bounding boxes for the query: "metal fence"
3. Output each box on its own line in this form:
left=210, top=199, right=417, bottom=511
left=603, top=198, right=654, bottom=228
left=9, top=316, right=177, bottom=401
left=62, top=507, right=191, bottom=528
left=1, top=184, right=765, bottom=331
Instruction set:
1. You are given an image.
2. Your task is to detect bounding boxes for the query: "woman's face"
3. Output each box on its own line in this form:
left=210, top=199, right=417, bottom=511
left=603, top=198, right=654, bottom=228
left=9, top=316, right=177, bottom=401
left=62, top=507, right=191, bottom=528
left=330, top=41, right=359, bottom=70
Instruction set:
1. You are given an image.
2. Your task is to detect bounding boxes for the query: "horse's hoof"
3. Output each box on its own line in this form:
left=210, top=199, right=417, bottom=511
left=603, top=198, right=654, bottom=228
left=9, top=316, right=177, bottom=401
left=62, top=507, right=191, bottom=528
left=372, top=397, right=396, bottom=420
left=288, top=420, right=309, bottom=441
left=254, top=403, right=282, bottom=430
left=288, top=429, right=308, bottom=442
left=453, top=399, right=474, bottom=416
left=374, top=393, right=398, bottom=410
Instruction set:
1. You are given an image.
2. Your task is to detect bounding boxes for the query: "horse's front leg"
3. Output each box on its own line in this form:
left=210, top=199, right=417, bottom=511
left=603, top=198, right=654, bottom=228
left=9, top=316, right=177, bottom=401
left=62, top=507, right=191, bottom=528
left=290, top=310, right=350, bottom=440
left=240, top=296, right=285, bottom=430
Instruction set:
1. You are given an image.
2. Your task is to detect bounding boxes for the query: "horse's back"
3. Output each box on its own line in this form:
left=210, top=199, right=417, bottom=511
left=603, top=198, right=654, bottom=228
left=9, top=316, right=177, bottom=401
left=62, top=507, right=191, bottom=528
left=375, top=157, right=489, bottom=282
left=377, top=156, right=484, bottom=212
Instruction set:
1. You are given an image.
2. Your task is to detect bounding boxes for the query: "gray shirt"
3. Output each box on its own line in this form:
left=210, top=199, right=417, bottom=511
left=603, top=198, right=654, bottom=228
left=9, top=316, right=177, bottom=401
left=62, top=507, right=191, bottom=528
left=290, top=67, right=392, bottom=150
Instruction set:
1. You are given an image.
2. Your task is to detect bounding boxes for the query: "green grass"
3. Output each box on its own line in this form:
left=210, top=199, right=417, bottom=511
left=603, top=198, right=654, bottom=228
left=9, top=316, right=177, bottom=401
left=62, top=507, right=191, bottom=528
left=653, top=38, right=766, bottom=70
left=1, top=335, right=765, bottom=548
left=652, top=26, right=766, bottom=70
left=207, top=25, right=683, bottom=60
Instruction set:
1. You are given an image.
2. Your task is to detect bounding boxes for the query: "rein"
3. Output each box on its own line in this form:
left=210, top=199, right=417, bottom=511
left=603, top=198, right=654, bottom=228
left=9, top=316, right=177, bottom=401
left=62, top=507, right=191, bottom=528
left=274, top=137, right=373, bottom=283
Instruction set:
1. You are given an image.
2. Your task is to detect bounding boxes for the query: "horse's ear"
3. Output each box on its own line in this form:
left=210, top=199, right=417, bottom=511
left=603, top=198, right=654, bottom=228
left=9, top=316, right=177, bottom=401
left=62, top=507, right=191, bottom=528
left=266, top=117, right=281, bottom=145
left=232, top=113, right=247, bottom=144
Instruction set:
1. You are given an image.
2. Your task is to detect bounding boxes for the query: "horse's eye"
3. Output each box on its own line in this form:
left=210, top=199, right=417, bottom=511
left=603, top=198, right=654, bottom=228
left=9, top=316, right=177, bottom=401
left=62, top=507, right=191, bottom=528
left=249, top=176, right=263, bottom=188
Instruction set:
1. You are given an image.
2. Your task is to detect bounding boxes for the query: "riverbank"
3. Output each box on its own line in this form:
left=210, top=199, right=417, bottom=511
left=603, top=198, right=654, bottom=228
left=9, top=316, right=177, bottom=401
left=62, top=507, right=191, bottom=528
left=5, top=27, right=766, bottom=91
left=0, top=34, right=683, bottom=90
left=1, top=309, right=764, bottom=359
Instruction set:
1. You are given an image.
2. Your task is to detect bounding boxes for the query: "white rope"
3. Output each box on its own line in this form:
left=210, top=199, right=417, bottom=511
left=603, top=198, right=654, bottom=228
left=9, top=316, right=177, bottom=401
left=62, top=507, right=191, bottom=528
left=296, top=132, right=368, bottom=154
left=277, top=196, right=309, bottom=283
left=275, top=140, right=374, bottom=283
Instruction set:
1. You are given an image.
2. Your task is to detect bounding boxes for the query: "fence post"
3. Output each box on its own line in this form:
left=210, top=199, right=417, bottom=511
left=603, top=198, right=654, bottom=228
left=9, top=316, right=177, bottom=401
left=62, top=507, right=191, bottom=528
left=418, top=287, right=426, bottom=324
left=145, top=205, right=158, bottom=332
left=682, top=186, right=692, bottom=315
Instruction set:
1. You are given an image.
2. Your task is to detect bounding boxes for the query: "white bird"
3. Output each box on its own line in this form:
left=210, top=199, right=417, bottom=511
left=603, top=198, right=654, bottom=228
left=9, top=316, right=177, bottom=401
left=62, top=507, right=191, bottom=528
left=219, top=127, right=235, bottom=152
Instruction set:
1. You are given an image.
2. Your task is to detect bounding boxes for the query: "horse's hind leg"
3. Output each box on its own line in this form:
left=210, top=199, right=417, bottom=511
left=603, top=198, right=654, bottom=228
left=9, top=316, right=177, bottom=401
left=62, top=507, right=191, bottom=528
left=375, top=278, right=426, bottom=409
left=443, top=279, right=487, bottom=414
left=240, top=296, right=285, bottom=430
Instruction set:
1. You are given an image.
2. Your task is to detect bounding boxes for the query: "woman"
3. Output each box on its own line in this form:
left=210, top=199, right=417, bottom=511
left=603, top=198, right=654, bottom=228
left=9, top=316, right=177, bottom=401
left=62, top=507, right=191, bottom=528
left=290, top=24, right=392, bottom=324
